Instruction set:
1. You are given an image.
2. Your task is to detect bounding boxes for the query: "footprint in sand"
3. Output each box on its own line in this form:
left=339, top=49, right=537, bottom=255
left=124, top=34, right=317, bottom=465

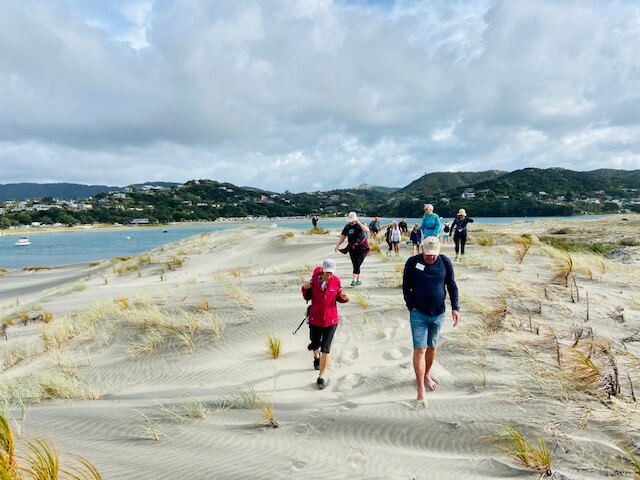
left=335, top=401, right=359, bottom=413
left=336, top=373, right=365, bottom=393
left=347, top=451, right=366, bottom=469
left=382, top=347, right=411, bottom=361
left=290, top=459, right=307, bottom=471
left=336, top=347, right=359, bottom=366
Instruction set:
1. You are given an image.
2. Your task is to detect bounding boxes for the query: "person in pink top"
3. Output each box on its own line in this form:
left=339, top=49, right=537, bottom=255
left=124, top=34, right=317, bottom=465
left=301, top=259, right=348, bottom=389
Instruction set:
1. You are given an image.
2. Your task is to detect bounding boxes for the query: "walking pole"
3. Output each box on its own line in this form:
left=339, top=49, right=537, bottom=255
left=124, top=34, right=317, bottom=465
left=293, top=305, right=311, bottom=335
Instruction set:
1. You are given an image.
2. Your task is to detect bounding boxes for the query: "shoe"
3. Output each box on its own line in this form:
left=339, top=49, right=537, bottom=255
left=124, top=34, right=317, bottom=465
left=350, top=280, right=357, bottom=287
left=313, top=357, right=320, bottom=370
left=355, top=280, right=362, bottom=286
left=317, top=377, right=327, bottom=390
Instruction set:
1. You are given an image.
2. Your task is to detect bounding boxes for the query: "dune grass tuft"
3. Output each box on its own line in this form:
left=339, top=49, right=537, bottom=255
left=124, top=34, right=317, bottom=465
left=260, top=400, right=279, bottom=428
left=308, top=226, right=329, bottom=235
left=266, top=333, right=282, bottom=359
left=496, top=426, right=552, bottom=475
left=137, top=411, right=169, bottom=442
left=1, top=412, right=101, bottom=479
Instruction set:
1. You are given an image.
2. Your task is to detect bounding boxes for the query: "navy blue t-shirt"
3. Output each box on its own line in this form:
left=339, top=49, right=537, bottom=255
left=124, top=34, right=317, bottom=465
left=402, top=254, right=459, bottom=316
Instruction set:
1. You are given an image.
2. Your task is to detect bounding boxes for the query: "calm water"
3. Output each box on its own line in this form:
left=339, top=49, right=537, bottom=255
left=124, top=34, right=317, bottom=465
left=0, top=216, right=604, bottom=270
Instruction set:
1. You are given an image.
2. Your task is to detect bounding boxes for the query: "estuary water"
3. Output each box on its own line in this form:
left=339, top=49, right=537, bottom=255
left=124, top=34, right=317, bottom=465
left=0, top=216, right=604, bottom=270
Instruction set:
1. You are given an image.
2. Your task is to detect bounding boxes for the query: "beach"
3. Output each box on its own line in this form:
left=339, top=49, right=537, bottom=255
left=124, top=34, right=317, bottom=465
left=1, top=215, right=639, bottom=479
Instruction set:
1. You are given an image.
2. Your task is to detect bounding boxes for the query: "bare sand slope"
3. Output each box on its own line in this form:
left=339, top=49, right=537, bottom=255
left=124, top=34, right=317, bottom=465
left=1, top=218, right=639, bottom=479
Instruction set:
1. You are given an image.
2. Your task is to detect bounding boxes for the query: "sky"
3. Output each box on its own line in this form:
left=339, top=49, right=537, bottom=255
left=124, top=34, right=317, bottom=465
left=1, top=0, right=640, bottom=193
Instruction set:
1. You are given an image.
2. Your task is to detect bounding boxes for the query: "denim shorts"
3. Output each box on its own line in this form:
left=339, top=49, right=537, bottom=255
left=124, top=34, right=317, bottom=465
left=410, top=310, right=445, bottom=348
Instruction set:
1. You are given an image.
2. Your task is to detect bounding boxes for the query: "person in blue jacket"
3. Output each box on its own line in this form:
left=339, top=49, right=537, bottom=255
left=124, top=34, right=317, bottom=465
left=402, top=236, right=460, bottom=406
left=419, top=203, right=441, bottom=239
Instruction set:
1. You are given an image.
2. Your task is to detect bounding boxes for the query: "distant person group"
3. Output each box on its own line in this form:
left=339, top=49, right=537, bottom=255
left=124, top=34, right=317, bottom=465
left=301, top=204, right=471, bottom=399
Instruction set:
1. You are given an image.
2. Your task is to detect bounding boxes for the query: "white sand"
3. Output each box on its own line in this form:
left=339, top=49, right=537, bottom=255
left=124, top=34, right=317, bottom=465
left=1, top=217, right=639, bottom=479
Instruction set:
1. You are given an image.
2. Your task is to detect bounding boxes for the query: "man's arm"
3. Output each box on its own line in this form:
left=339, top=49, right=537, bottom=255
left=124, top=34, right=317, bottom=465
left=443, top=256, right=460, bottom=326
left=434, top=215, right=441, bottom=236
left=402, top=257, right=416, bottom=310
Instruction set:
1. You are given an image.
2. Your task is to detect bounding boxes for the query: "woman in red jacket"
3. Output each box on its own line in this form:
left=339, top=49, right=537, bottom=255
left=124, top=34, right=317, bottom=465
left=301, top=259, right=348, bottom=389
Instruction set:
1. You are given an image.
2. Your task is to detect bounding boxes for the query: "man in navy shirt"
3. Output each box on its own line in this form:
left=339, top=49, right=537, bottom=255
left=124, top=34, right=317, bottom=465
left=402, top=236, right=460, bottom=406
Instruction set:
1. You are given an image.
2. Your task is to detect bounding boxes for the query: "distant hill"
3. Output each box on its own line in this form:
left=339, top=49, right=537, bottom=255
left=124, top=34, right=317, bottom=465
left=397, top=170, right=507, bottom=198
left=356, top=184, right=400, bottom=194
left=0, top=183, right=120, bottom=201
left=451, top=168, right=640, bottom=197
left=130, top=181, right=181, bottom=189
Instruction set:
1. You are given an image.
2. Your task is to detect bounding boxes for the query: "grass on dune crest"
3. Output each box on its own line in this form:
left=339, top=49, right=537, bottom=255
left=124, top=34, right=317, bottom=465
left=495, top=426, right=552, bottom=476
left=1, top=413, right=101, bottom=479
left=223, top=279, right=255, bottom=310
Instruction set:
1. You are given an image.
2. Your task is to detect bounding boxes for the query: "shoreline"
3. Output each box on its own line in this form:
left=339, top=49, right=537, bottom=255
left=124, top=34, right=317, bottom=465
left=0, top=212, right=618, bottom=236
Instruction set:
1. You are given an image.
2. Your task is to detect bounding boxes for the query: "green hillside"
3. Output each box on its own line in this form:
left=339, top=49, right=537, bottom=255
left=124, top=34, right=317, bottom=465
left=397, top=170, right=507, bottom=198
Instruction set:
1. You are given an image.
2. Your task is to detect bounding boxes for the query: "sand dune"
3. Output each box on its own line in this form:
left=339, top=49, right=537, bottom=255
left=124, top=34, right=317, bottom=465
left=1, top=218, right=639, bottom=479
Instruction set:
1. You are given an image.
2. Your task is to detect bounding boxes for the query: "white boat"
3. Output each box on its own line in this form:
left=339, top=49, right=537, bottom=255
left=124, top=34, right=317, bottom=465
left=15, top=236, right=31, bottom=246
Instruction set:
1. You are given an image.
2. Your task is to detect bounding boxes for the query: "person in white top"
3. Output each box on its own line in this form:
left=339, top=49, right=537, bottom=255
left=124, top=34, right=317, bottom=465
left=390, top=221, right=402, bottom=256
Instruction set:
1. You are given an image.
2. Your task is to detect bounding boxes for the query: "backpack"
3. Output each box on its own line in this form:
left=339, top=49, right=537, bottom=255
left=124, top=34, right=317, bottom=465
left=444, top=224, right=450, bottom=233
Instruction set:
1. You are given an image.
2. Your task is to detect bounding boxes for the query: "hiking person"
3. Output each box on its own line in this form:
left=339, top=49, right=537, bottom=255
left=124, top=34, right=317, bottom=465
left=311, top=215, right=319, bottom=228
left=451, top=208, right=474, bottom=259
left=390, top=220, right=402, bottom=256
left=441, top=222, right=451, bottom=244
left=410, top=224, right=422, bottom=255
left=384, top=225, right=393, bottom=255
left=402, top=236, right=460, bottom=405
left=419, top=204, right=441, bottom=239
left=398, top=218, right=408, bottom=235
left=301, top=259, right=349, bottom=389
left=335, top=212, right=370, bottom=286
left=368, top=217, right=381, bottom=239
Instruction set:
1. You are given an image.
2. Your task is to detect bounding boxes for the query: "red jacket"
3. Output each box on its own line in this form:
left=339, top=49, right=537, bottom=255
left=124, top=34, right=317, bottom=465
left=303, top=266, right=342, bottom=328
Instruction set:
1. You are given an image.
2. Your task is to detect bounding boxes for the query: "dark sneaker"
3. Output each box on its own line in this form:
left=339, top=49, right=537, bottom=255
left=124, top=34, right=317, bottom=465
left=313, top=357, right=320, bottom=370
left=350, top=280, right=357, bottom=287
left=355, top=280, right=362, bottom=286
left=317, top=377, right=327, bottom=390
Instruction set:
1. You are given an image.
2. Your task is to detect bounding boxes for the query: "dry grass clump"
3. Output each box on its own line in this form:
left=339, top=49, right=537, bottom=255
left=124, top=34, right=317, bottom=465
left=0, top=370, right=102, bottom=405
left=308, top=226, right=329, bottom=235
left=232, top=386, right=261, bottom=409
left=41, top=311, right=54, bottom=324
left=137, top=411, right=169, bottom=442
left=164, top=256, right=185, bottom=271
left=128, top=304, right=224, bottom=356
left=159, top=396, right=210, bottom=423
left=514, top=234, right=535, bottom=264
left=463, top=293, right=510, bottom=334
left=475, top=236, right=495, bottom=247
left=279, top=231, right=295, bottom=241
left=352, top=290, right=370, bottom=310
left=2, top=342, right=34, bottom=370
left=266, top=333, right=281, bottom=359
left=369, top=243, right=382, bottom=254
left=260, top=400, right=279, bottom=428
left=223, top=280, right=255, bottom=310
left=1, top=413, right=101, bottom=479
left=113, top=263, right=139, bottom=276
left=137, top=254, right=152, bottom=265
left=496, top=426, right=552, bottom=476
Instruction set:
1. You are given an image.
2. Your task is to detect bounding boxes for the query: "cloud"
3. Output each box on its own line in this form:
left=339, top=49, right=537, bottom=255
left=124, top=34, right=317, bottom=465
left=0, top=0, right=639, bottom=192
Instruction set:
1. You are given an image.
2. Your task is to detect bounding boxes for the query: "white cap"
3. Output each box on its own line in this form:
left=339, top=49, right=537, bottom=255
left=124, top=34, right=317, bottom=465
left=347, top=212, right=358, bottom=222
left=322, top=258, right=336, bottom=273
left=422, top=236, right=441, bottom=255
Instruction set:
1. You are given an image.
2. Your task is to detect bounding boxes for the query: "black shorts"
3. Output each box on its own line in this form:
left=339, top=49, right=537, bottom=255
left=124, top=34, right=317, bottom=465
left=308, top=324, right=338, bottom=354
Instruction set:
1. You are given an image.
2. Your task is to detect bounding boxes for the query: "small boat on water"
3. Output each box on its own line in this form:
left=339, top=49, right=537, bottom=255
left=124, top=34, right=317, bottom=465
left=15, top=236, right=31, bottom=246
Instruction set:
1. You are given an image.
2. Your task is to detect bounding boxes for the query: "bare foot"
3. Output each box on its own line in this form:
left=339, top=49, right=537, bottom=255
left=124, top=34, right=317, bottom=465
left=425, top=376, right=438, bottom=391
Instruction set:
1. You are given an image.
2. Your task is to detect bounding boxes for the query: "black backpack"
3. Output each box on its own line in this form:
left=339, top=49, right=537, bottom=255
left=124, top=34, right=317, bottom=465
left=444, top=224, right=450, bottom=233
